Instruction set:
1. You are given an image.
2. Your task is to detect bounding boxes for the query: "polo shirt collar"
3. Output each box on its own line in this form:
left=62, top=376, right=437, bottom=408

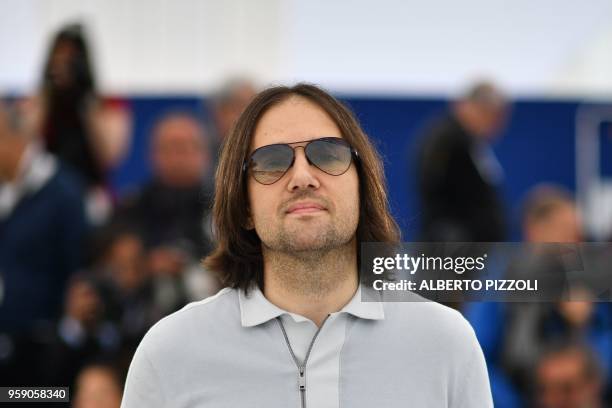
left=239, top=284, right=385, bottom=327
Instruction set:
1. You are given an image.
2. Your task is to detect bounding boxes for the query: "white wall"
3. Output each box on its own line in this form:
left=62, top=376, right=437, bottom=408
left=1, top=0, right=612, bottom=97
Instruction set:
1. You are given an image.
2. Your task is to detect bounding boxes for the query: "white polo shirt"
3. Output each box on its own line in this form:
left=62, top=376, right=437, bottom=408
left=122, top=285, right=492, bottom=408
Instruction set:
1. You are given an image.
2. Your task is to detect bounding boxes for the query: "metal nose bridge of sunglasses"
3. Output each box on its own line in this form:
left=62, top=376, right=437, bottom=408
left=283, top=144, right=311, bottom=170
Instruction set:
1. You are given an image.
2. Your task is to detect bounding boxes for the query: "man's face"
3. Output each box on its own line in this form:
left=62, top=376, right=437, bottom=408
left=74, top=367, right=122, bottom=408
left=247, top=96, right=360, bottom=254
left=152, top=116, right=208, bottom=188
left=476, top=103, right=508, bottom=139
left=536, top=352, right=600, bottom=408
left=526, top=203, right=582, bottom=243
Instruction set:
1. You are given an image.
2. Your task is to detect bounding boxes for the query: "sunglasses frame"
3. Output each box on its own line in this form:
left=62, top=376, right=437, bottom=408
left=243, top=137, right=359, bottom=185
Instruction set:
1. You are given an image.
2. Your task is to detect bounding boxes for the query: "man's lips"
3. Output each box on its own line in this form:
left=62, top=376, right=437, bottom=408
left=285, top=202, right=327, bottom=214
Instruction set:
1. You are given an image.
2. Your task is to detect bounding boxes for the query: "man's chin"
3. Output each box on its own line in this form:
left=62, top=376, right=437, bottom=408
left=281, top=230, right=347, bottom=254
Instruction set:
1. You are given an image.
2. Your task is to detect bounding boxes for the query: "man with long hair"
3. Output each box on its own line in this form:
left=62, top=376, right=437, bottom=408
left=122, top=84, right=492, bottom=407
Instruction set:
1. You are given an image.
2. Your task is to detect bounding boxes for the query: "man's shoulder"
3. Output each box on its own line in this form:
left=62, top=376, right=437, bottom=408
left=157, top=286, right=237, bottom=327
left=178, top=286, right=236, bottom=312
left=37, top=161, right=84, bottom=202
left=140, top=288, right=239, bottom=350
left=422, top=114, right=469, bottom=148
left=417, top=114, right=470, bottom=168
left=383, top=298, right=478, bottom=348
left=115, top=181, right=155, bottom=211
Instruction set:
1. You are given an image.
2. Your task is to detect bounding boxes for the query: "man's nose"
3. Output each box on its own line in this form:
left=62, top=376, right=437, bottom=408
left=286, top=147, right=320, bottom=191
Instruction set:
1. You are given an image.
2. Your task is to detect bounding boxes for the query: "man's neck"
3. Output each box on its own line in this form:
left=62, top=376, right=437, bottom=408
left=262, top=241, right=358, bottom=327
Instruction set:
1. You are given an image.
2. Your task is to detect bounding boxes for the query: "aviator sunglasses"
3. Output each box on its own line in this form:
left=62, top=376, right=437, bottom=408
left=243, top=137, right=359, bottom=185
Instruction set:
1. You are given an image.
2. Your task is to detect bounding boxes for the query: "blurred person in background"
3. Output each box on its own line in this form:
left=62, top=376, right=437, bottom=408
left=39, top=275, right=120, bottom=387
left=73, top=363, right=123, bottom=408
left=507, top=185, right=582, bottom=297
left=522, top=185, right=583, bottom=243
left=465, top=185, right=612, bottom=405
left=415, top=81, right=509, bottom=242
left=207, top=78, right=257, bottom=158
left=39, top=23, right=131, bottom=225
left=535, top=342, right=605, bottom=408
left=509, top=289, right=612, bottom=405
left=0, top=98, right=87, bottom=383
left=89, top=225, right=157, bottom=355
left=113, top=112, right=219, bottom=316
left=503, top=187, right=611, bottom=388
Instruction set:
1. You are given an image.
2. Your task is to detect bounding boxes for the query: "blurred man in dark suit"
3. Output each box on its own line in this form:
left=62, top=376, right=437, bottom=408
left=113, top=112, right=218, bottom=315
left=116, top=112, right=213, bottom=259
left=0, top=98, right=87, bottom=383
left=416, top=81, right=509, bottom=242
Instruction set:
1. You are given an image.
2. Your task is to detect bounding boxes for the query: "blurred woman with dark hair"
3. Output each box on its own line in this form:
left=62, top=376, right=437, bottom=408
left=39, top=23, right=131, bottom=223
left=41, top=23, right=101, bottom=185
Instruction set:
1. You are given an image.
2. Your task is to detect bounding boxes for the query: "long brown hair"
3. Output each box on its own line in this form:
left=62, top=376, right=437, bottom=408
left=203, top=83, right=400, bottom=291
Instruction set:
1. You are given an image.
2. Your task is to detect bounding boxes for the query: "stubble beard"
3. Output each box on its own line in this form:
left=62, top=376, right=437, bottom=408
left=260, top=213, right=358, bottom=298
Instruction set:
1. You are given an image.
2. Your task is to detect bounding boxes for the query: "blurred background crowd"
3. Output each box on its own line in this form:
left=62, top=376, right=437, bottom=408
left=1, top=1, right=612, bottom=407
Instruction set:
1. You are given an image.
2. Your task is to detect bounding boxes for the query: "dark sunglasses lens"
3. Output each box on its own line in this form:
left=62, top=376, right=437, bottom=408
left=306, top=138, right=352, bottom=176
left=249, top=144, right=294, bottom=184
